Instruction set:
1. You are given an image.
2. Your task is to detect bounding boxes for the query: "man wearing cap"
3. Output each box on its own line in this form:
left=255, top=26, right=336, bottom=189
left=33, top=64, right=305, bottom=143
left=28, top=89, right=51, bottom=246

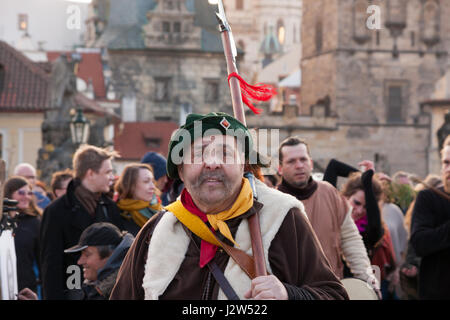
left=110, top=112, right=348, bottom=300
left=64, top=222, right=134, bottom=300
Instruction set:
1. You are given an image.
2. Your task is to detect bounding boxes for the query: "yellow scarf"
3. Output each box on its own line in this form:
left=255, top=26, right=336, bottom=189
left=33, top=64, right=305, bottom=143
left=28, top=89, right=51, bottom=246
left=117, top=199, right=163, bottom=227
left=165, top=178, right=253, bottom=247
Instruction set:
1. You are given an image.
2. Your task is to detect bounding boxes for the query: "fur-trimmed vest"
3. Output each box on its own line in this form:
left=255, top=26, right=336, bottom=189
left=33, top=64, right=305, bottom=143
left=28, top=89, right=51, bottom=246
left=142, top=179, right=308, bottom=300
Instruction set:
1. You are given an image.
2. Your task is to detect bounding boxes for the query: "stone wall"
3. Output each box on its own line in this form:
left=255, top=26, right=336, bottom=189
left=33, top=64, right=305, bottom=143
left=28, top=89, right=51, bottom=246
left=246, top=110, right=430, bottom=178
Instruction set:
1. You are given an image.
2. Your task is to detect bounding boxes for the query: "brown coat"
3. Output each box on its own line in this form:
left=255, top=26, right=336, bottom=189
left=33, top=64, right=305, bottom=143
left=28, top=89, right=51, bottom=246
left=110, top=198, right=348, bottom=300
left=279, top=180, right=349, bottom=278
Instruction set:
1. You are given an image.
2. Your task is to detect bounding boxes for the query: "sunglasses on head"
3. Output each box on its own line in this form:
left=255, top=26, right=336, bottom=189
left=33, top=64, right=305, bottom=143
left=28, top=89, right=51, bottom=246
left=17, top=190, right=33, bottom=196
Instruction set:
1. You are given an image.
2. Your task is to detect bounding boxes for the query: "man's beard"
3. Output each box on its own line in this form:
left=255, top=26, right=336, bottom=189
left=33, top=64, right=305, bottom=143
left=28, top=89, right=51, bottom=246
left=190, top=170, right=235, bottom=204
left=288, top=174, right=310, bottom=189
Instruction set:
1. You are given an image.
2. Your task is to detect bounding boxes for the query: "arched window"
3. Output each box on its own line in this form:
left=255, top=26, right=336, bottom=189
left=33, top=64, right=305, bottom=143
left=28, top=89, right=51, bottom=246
left=277, top=19, right=285, bottom=46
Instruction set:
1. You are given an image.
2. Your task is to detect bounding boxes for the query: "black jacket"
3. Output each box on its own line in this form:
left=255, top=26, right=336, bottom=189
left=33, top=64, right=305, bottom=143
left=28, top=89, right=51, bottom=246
left=14, top=213, right=41, bottom=292
left=410, top=187, right=450, bottom=299
left=39, top=179, right=124, bottom=300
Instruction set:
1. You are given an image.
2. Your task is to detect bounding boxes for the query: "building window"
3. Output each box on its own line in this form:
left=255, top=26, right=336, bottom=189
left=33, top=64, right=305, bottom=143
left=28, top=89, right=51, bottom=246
left=164, top=0, right=174, bottom=10
left=236, top=0, right=244, bottom=10
left=277, top=19, right=285, bottom=46
left=0, top=64, right=5, bottom=93
left=18, top=13, right=28, bottom=31
left=155, top=78, right=171, bottom=102
left=385, top=81, right=408, bottom=123
left=204, top=79, right=220, bottom=103
left=162, top=21, right=171, bottom=33
left=315, top=19, right=323, bottom=53
left=388, top=86, right=402, bottom=122
left=174, top=22, right=181, bottom=33
left=143, top=137, right=161, bottom=149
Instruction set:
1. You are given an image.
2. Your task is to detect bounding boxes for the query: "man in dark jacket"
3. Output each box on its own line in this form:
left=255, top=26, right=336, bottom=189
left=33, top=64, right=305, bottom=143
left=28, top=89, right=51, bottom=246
left=64, top=222, right=134, bottom=300
left=410, top=135, right=450, bottom=299
left=40, top=145, right=124, bottom=300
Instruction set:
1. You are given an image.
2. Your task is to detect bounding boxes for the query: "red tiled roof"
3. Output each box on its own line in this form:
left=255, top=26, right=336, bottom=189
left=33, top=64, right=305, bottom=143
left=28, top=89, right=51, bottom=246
left=47, top=51, right=106, bottom=99
left=0, top=41, right=51, bottom=111
left=114, top=122, right=179, bottom=160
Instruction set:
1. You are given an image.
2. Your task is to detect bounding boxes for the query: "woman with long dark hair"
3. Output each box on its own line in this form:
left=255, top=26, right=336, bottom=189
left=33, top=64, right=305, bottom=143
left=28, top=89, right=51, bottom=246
left=3, top=176, right=42, bottom=296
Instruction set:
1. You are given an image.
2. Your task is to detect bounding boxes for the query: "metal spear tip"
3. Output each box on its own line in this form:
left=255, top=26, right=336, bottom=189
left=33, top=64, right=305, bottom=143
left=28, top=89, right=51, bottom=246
left=214, top=0, right=229, bottom=30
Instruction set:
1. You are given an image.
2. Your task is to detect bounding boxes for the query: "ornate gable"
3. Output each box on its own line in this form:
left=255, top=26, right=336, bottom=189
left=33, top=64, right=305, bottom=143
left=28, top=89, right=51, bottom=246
left=142, top=0, right=202, bottom=50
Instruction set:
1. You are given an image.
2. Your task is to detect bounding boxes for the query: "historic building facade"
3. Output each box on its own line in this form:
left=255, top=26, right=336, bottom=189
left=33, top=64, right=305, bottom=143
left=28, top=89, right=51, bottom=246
left=86, top=0, right=237, bottom=124
left=294, top=0, right=450, bottom=177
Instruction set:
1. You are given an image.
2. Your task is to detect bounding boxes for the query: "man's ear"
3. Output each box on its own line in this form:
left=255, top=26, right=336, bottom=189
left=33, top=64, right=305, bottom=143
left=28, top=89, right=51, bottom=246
left=83, top=168, right=94, bottom=181
left=177, top=166, right=184, bottom=182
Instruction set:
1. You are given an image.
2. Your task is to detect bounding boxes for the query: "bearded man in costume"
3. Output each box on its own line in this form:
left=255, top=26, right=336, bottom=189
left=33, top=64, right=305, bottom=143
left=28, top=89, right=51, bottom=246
left=110, top=112, right=348, bottom=300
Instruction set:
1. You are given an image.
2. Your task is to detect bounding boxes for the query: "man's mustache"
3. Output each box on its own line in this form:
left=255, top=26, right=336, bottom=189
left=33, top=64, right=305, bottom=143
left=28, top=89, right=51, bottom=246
left=196, top=171, right=227, bottom=185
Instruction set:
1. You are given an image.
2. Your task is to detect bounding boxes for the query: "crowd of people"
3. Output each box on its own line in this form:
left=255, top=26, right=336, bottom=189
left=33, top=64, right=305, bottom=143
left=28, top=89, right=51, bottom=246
left=2, top=111, right=449, bottom=300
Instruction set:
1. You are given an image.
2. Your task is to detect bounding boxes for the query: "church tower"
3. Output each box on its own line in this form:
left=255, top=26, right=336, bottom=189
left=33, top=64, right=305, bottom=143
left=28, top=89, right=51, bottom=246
left=300, top=0, right=450, bottom=176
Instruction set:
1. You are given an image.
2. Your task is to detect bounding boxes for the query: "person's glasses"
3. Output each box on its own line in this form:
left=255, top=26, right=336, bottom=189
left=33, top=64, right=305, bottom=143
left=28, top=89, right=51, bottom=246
left=17, top=190, right=33, bottom=196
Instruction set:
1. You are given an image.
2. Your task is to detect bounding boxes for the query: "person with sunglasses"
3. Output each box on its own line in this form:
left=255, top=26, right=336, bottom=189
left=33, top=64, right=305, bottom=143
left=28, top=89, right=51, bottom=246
left=3, top=176, right=42, bottom=298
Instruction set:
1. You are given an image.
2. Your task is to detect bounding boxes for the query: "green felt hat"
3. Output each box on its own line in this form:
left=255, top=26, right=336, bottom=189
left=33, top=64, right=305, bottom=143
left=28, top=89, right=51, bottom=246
left=166, top=112, right=254, bottom=179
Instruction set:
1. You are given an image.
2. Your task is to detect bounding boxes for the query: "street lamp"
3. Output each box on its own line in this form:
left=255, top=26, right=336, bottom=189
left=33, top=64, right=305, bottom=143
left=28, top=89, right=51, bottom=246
left=70, top=108, right=90, bottom=145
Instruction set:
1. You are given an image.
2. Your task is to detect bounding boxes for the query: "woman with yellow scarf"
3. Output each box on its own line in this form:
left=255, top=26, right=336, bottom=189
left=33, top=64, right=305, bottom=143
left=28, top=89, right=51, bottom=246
left=115, top=164, right=163, bottom=236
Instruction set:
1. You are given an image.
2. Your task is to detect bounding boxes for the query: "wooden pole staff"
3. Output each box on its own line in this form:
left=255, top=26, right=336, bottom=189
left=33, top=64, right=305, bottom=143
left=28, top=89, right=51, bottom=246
left=215, top=0, right=267, bottom=277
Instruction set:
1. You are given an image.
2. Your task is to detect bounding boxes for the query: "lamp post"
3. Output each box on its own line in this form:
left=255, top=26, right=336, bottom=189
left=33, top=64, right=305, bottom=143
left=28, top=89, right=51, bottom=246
left=70, top=108, right=90, bottom=146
